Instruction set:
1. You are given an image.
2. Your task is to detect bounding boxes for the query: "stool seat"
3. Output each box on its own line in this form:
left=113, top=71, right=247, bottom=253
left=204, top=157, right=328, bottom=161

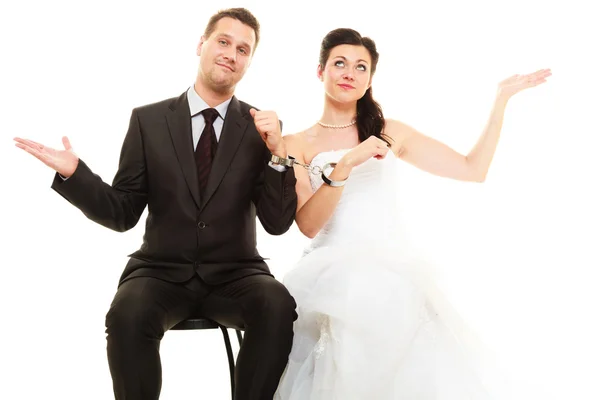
left=171, top=318, right=220, bottom=330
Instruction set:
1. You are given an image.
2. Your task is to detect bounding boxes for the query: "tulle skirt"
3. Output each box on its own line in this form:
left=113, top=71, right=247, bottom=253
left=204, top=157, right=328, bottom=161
left=275, top=242, right=508, bottom=399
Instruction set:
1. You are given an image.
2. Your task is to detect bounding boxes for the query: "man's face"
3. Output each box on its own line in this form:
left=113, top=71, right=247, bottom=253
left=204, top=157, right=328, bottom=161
left=197, top=17, right=256, bottom=93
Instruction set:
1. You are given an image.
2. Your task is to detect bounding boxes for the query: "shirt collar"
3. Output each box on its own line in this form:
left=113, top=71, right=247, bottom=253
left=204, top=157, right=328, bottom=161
left=187, top=84, right=231, bottom=119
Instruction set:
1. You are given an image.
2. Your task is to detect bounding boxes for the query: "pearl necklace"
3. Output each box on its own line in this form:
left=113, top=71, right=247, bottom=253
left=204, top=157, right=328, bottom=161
left=317, top=119, right=356, bottom=129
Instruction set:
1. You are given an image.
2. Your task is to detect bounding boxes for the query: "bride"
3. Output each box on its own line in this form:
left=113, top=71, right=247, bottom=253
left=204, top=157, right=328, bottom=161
left=274, top=28, right=551, bottom=399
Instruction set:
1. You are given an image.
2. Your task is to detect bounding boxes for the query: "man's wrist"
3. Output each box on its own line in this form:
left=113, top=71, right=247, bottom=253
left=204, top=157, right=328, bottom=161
left=269, top=154, right=295, bottom=168
left=270, top=144, right=287, bottom=159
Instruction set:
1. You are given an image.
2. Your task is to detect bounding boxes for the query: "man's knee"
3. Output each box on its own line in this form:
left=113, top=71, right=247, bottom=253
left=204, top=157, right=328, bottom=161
left=105, top=279, right=164, bottom=341
left=246, top=278, right=297, bottom=328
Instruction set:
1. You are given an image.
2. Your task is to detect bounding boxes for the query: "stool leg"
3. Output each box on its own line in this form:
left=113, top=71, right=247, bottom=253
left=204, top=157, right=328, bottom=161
left=220, top=326, right=235, bottom=400
left=236, top=330, right=243, bottom=346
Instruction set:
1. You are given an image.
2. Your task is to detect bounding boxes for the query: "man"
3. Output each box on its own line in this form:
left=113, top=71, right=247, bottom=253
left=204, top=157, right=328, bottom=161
left=14, top=8, right=298, bottom=400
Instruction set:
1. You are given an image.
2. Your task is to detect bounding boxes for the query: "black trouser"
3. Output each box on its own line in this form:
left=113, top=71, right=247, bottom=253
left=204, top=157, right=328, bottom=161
left=105, top=273, right=297, bottom=400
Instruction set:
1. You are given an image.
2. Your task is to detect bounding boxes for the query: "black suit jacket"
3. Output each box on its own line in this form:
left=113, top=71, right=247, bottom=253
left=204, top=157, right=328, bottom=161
left=52, top=91, right=297, bottom=285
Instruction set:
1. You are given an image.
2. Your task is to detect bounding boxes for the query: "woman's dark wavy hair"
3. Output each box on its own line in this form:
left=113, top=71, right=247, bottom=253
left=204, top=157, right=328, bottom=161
left=319, top=28, right=391, bottom=146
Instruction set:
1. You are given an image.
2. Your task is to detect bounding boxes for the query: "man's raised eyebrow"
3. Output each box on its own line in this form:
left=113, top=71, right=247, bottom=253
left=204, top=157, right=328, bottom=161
left=216, top=33, right=251, bottom=49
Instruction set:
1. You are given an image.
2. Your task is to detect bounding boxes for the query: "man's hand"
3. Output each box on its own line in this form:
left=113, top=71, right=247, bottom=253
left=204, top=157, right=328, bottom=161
left=249, top=109, right=286, bottom=158
left=14, top=136, right=79, bottom=178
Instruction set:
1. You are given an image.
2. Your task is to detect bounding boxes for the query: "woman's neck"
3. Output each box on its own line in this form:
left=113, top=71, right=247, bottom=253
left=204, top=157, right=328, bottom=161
left=319, top=95, right=357, bottom=126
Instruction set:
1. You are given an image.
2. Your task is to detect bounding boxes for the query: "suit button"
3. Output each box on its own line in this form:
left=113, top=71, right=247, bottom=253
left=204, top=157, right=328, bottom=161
left=197, top=221, right=206, bottom=229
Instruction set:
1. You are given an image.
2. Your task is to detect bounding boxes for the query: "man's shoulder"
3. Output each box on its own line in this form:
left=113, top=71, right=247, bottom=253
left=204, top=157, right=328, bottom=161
left=236, top=98, right=258, bottom=114
left=134, top=93, right=185, bottom=114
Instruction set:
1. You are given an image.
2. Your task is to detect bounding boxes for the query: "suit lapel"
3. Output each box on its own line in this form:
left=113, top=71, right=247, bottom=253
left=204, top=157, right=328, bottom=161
left=166, top=92, right=202, bottom=209
left=200, top=96, right=249, bottom=212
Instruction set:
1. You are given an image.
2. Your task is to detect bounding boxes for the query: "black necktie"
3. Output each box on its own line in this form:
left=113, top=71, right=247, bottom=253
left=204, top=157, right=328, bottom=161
left=194, top=108, right=219, bottom=196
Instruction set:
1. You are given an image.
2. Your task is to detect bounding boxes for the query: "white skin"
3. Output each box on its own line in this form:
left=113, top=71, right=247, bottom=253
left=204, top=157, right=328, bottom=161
left=14, top=17, right=286, bottom=176
left=284, top=43, right=552, bottom=238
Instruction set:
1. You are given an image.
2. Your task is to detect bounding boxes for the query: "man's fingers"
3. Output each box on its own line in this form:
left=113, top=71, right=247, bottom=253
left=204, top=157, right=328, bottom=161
left=253, top=114, right=273, bottom=123
left=62, top=136, right=72, bottom=150
left=15, top=142, right=43, bottom=160
left=250, top=108, right=271, bottom=122
left=15, top=137, right=44, bottom=150
left=251, top=110, right=277, bottom=123
left=255, top=120, right=278, bottom=133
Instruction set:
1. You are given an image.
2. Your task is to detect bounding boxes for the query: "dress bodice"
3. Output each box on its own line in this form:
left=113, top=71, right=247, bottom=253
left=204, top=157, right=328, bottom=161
left=305, top=149, right=402, bottom=251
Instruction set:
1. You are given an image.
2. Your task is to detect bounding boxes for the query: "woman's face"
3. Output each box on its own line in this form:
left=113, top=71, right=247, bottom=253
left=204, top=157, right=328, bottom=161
left=318, top=44, right=373, bottom=104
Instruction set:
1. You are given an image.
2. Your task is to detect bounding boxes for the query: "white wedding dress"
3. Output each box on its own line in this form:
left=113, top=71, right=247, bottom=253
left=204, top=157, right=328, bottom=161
left=275, top=149, right=506, bottom=399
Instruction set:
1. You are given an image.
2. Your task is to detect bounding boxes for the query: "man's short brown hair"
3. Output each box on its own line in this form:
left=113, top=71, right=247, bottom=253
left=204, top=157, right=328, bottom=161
left=204, top=8, right=260, bottom=50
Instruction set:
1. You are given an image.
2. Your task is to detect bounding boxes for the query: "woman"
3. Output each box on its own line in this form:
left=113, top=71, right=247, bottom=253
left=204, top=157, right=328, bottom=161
left=274, top=28, right=550, bottom=399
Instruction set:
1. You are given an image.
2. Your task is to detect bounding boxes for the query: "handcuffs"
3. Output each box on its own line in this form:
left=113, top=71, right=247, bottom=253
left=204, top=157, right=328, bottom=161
left=270, top=154, right=346, bottom=187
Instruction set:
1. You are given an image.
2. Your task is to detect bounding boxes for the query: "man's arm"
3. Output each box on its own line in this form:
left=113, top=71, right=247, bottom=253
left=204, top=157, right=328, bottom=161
left=51, top=108, right=149, bottom=232
left=252, top=146, right=297, bottom=235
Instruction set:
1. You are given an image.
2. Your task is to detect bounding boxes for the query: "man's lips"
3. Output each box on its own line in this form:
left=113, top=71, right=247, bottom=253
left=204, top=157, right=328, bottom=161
left=216, top=62, right=234, bottom=72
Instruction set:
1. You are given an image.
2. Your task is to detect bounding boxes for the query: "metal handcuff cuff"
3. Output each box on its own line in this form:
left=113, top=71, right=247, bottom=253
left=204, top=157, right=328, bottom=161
left=270, top=155, right=346, bottom=187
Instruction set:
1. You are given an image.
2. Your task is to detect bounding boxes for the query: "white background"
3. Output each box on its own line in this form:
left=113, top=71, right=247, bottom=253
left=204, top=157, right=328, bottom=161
left=1, top=0, right=599, bottom=398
